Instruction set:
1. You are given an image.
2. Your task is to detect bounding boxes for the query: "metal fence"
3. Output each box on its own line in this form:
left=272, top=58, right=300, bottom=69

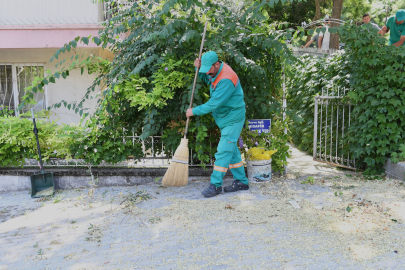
left=22, top=133, right=214, bottom=168
left=313, top=87, right=357, bottom=170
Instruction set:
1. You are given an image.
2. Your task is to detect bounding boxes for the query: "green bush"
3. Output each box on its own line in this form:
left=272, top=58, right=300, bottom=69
left=0, top=109, right=85, bottom=167
left=19, top=0, right=296, bottom=172
left=287, top=51, right=350, bottom=155
left=288, top=23, right=405, bottom=173
left=342, top=24, right=405, bottom=173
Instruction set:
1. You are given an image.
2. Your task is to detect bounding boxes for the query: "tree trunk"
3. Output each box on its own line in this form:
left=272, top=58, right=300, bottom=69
left=306, top=0, right=322, bottom=43
left=330, top=0, right=344, bottom=49
left=313, top=0, right=322, bottom=22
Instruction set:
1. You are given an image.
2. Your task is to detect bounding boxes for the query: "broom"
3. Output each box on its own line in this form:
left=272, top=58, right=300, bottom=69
left=162, top=21, right=208, bottom=187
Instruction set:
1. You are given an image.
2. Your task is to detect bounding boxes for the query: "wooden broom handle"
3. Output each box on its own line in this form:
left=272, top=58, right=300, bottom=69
left=184, top=21, right=208, bottom=138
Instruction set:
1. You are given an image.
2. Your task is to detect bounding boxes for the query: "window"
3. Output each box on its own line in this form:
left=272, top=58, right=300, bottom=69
left=0, top=64, right=46, bottom=116
left=104, top=0, right=136, bottom=20
left=0, top=65, right=13, bottom=113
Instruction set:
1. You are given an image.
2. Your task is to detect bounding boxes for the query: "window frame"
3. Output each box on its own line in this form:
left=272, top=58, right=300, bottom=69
left=0, top=63, right=47, bottom=117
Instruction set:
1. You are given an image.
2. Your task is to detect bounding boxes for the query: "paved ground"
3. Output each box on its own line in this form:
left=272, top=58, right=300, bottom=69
left=286, top=143, right=343, bottom=176
left=1, top=145, right=405, bottom=270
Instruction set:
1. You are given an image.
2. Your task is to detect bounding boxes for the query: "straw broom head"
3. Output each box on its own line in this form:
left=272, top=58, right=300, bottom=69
left=162, top=138, right=189, bottom=187
left=161, top=22, right=208, bottom=187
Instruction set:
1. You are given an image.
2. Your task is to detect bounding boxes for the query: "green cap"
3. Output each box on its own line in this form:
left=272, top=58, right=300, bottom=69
left=396, top=9, right=405, bottom=21
left=199, top=51, right=218, bottom=73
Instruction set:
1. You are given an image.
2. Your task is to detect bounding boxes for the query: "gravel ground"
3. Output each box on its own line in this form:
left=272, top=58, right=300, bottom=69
left=0, top=173, right=405, bottom=270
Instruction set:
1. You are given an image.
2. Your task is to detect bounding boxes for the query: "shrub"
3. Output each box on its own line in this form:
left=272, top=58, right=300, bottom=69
left=287, top=51, right=350, bottom=155
left=288, top=23, right=405, bottom=173
left=342, top=24, right=405, bottom=173
left=0, top=109, right=85, bottom=167
left=18, top=0, right=296, bottom=172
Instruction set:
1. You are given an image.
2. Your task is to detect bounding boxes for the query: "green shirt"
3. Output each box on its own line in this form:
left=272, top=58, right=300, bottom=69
left=192, top=62, right=246, bottom=132
left=386, top=16, right=405, bottom=45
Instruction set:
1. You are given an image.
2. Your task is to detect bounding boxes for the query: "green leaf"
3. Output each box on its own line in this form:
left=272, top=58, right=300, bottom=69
left=93, top=37, right=101, bottom=46
left=55, top=49, right=60, bottom=59
left=70, top=40, right=77, bottom=48
left=82, top=37, right=89, bottom=45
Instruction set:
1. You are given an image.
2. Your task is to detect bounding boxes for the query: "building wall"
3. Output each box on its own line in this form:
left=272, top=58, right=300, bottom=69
left=0, top=0, right=119, bottom=125
left=0, top=25, right=102, bottom=49
left=0, top=48, right=113, bottom=124
left=0, top=0, right=103, bottom=25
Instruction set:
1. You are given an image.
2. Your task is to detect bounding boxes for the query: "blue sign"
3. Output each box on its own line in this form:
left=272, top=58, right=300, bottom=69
left=247, top=119, right=271, bottom=134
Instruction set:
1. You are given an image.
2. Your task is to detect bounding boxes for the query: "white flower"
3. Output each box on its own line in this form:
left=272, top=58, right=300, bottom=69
left=94, top=149, right=98, bottom=153
left=84, top=145, right=88, bottom=150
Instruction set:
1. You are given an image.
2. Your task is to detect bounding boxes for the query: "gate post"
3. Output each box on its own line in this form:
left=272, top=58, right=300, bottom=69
left=313, top=97, right=318, bottom=159
left=283, top=65, right=287, bottom=174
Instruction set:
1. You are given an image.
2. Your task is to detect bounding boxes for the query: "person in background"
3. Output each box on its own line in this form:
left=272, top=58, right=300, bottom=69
left=318, top=19, right=331, bottom=51
left=301, top=26, right=322, bottom=48
left=362, top=13, right=381, bottom=31
left=379, top=9, right=405, bottom=47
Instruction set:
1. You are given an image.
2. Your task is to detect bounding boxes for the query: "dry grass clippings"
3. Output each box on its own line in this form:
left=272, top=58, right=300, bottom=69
left=85, top=223, right=103, bottom=242
left=113, top=175, right=405, bottom=264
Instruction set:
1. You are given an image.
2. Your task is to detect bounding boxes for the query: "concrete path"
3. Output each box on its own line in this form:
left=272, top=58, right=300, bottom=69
left=287, top=143, right=346, bottom=176
left=1, top=145, right=405, bottom=269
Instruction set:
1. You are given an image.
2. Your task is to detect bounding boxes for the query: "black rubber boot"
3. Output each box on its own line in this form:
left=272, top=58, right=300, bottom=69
left=224, top=180, right=249, bottom=193
left=202, top=184, right=222, bottom=197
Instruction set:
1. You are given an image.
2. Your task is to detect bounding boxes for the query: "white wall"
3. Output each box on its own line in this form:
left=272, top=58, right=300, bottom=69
left=0, top=48, right=113, bottom=124
left=0, top=0, right=103, bottom=25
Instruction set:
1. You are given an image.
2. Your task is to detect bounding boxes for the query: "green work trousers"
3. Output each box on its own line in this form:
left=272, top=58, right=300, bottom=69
left=211, top=121, right=249, bottom=187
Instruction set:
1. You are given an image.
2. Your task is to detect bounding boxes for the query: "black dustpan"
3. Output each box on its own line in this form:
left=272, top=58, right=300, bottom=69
left=30, top=108, right=54, bottom=198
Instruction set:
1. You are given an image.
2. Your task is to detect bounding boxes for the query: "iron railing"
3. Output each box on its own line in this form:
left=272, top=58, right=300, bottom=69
left=313, top=87, right=356, bottom=170
left=21, top=133, right=214, bottom=168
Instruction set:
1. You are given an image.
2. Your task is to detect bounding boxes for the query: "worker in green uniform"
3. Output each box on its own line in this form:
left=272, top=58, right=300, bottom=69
left=186, top=51, right=249, bottom=197
left=379, top=9, right=405, bottom=46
